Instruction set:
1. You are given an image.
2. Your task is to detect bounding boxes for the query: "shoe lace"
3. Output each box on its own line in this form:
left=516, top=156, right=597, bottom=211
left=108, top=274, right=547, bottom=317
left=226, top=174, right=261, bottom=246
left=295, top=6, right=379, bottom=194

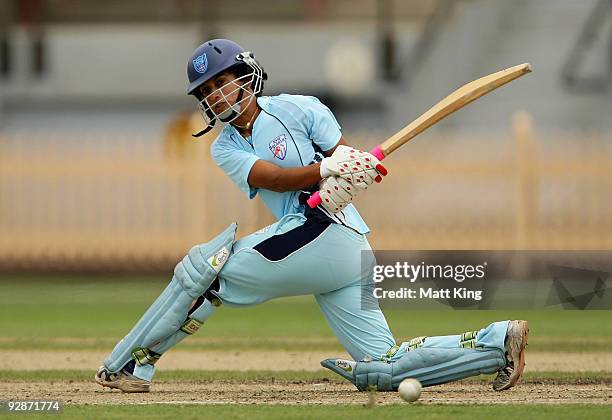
left=99, top=368, right=119, bottom=381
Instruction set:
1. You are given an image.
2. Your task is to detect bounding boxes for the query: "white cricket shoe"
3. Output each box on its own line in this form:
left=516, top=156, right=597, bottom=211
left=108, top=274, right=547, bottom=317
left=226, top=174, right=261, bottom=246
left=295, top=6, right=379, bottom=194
left=94, top=365, right=150, bottom=393
left=492, top=320, right=529, bottom=391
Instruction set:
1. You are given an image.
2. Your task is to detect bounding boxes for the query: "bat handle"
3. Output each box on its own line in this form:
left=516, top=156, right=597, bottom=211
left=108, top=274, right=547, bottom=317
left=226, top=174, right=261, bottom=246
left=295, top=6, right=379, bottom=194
left=370, top=145, right=386, bottom=161
left=306, top=145, right=386, bottom=208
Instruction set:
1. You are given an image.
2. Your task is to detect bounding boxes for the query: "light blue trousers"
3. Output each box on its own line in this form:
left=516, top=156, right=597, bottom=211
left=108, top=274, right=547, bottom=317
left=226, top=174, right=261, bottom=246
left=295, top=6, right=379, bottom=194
left=214, top=214, right=508, bottom=361
left=216, top=213, right=397, bottom=360
left=130, top=213, right=508, bottom=381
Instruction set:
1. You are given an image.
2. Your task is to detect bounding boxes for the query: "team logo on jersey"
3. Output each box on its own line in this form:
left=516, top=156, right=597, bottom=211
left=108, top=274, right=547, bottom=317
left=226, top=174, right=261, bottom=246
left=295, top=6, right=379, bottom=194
left=269, top=134, right=287, bottom=160
left=193, top=53, right=208, bottom=74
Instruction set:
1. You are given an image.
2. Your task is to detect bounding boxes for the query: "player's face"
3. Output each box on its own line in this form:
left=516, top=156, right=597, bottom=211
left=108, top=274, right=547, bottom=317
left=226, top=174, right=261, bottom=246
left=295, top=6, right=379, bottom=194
left=199, top=72, right=247, bottom=114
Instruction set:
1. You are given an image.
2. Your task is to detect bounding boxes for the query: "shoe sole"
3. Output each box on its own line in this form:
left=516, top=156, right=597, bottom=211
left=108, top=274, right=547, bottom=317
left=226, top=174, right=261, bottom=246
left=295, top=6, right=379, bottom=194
left=94, top=373, right=118, bottom=389
left=117, top=379, right=150, bottom=393
left=94, top=373, right=150, bottom=393
left=499, top=320, right=529, bottom=391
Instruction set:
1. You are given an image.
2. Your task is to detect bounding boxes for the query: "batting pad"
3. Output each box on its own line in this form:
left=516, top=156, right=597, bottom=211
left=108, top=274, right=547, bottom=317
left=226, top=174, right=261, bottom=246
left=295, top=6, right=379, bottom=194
left=104, top=223, right=237, bottom=373
left=322, top=347, right=505, bottom=391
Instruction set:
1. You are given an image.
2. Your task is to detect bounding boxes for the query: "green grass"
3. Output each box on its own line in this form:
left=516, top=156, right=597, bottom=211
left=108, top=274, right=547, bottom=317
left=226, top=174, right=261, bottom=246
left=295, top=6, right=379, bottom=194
left=1, top=276, right=609, bottom=418
left=0, top=369, right=609, bottom=383
left=3, top=404, right=610, bottom=420
left=0, top=275, right=611, bottom=352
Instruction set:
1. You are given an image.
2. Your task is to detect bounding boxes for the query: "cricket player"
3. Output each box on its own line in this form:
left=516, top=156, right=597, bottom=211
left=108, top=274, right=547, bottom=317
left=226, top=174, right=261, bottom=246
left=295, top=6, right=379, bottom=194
left=95, top=39, right=528, bottom=394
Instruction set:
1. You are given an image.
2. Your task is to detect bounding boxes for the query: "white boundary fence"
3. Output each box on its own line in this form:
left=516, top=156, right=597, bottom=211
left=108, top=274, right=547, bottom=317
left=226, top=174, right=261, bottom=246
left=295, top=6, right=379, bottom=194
left=1, top=112, right=611, bottom=271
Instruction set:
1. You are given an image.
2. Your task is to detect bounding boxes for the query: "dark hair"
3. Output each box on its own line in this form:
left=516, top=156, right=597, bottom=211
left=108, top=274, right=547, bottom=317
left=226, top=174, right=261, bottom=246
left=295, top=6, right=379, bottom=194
left=225, top=63, right=250, bottom=78
left=225, top=63, right=266, bottom=96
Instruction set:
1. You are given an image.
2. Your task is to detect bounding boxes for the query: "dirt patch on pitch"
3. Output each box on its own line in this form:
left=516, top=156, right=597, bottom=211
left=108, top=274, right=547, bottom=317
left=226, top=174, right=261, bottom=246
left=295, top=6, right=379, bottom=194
left=1, top=350, right=610, bottom=372
left=0, top=380, right=610, bottom=406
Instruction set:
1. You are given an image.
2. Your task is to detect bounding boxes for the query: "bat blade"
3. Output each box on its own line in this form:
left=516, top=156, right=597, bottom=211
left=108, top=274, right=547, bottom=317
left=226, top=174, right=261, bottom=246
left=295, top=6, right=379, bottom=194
left=380, top=63, right=532, bottom=156
left=307, top=63, right=532, bottom=208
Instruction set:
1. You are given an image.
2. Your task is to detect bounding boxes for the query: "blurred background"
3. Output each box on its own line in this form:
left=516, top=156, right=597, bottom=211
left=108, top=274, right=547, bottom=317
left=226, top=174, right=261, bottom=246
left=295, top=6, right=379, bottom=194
left=1, top=0, right=612, bottom=272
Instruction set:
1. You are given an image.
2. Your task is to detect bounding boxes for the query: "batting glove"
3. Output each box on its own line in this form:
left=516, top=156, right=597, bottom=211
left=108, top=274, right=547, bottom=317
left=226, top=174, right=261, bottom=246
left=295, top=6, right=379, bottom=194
left=320, top=145, right=388, bottom=190
left=318, top=175, right=363, bottom=214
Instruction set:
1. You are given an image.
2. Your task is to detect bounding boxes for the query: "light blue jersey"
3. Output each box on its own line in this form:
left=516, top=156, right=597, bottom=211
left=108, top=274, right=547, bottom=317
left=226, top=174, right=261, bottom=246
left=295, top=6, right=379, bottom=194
left=211, top=94, right=370, bottom=234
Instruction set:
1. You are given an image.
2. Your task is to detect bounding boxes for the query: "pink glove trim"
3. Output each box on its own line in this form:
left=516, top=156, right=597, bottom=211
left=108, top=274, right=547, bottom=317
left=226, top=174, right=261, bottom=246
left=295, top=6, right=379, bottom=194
left=307, top=191, right=322, bottom=208
left=370, top=145, right=386, bottom=161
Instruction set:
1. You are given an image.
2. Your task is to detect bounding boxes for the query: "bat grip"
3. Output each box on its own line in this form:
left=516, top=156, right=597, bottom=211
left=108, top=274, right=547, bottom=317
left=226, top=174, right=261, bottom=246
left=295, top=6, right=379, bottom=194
left=306, top=145, right=386, bottom=208
left=370, top=145, right=386, bottom=161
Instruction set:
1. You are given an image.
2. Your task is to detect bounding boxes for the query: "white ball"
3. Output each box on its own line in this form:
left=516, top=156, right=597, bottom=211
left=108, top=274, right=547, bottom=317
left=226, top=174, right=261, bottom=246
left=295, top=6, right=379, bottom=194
left=398, top=378, right=422, bottom=402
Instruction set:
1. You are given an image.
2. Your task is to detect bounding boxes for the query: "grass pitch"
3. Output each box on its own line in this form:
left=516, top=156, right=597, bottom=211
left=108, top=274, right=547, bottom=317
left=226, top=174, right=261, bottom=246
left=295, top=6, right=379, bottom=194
left=1, top=274, right=611, bottom=352
left=10, top=404, right=610, bottom=420
left=0, top=275, right=610, bottom=419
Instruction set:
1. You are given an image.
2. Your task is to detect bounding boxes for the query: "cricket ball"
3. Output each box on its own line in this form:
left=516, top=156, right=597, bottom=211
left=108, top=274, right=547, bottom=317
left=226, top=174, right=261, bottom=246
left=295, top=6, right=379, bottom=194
left=398, top=378, right=422, bottom=402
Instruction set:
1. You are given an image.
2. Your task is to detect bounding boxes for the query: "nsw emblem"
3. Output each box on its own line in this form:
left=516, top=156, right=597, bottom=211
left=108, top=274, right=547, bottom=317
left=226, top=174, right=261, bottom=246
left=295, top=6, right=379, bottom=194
left=193, top=54, right=208, bottom=74
left=269, top=134, right=288, bottom=160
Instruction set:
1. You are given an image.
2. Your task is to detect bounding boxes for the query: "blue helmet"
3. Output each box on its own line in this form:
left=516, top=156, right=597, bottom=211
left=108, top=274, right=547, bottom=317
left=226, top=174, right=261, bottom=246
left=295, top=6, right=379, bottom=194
left=187, top=39, right=246, bottom=97
left=187, top=39, right=267, bottom=137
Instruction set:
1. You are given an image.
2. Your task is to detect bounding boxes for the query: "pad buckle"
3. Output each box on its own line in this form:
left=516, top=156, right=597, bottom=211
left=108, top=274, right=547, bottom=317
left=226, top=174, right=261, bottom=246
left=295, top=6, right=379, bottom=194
left=180, top=318, right=204, bottom=335
left=132, top=347, right=161, bottom=366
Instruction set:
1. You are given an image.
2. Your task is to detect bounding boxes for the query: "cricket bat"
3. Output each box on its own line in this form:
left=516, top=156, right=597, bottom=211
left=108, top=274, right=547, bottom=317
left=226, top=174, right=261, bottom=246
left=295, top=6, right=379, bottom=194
left=307, top=62, right=533, bottom=208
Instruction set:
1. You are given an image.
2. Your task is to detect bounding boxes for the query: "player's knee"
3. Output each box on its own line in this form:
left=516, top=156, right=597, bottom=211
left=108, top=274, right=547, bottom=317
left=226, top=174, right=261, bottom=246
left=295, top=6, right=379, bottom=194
left=173, top=223, right=236, bottom=298
left=174, top=245, right=216, bottom=296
